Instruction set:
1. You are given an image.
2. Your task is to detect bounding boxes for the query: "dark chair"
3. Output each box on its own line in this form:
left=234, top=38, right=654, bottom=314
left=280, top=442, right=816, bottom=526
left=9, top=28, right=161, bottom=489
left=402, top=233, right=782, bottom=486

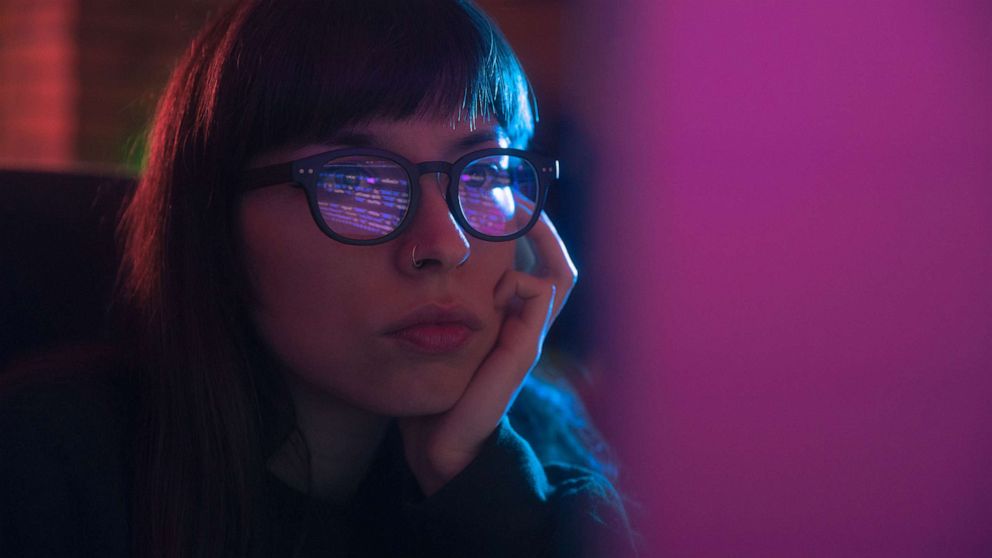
left=0, top=170, right=134, bottom=371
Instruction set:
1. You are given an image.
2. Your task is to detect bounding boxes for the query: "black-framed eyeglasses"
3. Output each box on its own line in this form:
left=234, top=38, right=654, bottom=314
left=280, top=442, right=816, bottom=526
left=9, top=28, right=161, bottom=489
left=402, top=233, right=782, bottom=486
left=243, top=147, right=558, bottom=245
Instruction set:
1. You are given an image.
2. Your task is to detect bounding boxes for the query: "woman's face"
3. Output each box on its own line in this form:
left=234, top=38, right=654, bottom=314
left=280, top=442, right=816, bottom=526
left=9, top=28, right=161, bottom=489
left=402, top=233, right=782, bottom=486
left=239, top=117, right=516, bottom=416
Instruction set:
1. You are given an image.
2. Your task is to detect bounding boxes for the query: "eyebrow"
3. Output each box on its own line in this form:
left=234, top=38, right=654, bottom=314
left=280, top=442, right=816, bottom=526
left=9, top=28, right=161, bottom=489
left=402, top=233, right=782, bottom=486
left=454, top=130, right=502, bottom=150
left=322, top=128, right=503, bottom=157
left=324, top=131, right=377, bottom=148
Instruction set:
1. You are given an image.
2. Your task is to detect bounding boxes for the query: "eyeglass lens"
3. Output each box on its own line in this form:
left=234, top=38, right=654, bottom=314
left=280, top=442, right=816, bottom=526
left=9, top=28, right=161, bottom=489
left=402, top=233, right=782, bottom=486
left=314, top=155, right=539, bottom=241
left=315, top=157, right=410, bottom=239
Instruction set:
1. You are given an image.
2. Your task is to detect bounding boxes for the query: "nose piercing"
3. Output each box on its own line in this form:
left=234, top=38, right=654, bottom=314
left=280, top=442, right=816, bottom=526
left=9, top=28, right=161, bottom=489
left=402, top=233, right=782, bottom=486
left=411, top=245, right=424, bottom=269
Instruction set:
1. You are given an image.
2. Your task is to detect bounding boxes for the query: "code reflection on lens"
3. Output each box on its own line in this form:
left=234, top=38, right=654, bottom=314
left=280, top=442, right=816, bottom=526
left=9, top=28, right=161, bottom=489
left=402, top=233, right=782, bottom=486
left=459, top=156, right=537, bottom=237
left=316, top=158, right=410, bottom=240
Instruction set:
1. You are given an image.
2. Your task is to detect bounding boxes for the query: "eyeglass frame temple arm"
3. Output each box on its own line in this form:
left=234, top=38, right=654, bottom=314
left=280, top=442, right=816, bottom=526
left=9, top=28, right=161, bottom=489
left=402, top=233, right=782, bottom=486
left=243, top=162, right=297, bottom=191
left=241, top=155, right=559, bottom=191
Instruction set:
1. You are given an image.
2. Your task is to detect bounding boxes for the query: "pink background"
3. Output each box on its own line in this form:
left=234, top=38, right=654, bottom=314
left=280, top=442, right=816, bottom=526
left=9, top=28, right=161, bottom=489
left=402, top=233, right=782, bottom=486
left=568, top=1, right=992, bottom=556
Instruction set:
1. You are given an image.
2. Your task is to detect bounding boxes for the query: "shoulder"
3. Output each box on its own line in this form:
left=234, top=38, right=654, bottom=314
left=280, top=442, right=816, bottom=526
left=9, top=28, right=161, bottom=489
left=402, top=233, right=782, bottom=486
left=0, top=340, right=136, bottom=476
left=493, top=420, right=641, bottom=557
left=509, top=363, right=618, bottom=480
left=543, top=461, right=641, bottom=557
left=0, top=341, right=136, bottom=436
left=0, top=341, right=135, bottom=555
left=507, top=363, right=642, bottom=555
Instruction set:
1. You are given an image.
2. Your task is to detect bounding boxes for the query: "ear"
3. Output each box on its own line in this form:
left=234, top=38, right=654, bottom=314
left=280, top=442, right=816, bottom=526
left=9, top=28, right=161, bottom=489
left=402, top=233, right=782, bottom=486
left=513, top=236, right=538, bottom=273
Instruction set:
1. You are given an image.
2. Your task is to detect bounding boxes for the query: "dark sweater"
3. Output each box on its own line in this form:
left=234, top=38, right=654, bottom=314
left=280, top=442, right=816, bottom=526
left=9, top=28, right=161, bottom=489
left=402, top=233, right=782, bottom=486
left=0, top=349, right=636, bottom=557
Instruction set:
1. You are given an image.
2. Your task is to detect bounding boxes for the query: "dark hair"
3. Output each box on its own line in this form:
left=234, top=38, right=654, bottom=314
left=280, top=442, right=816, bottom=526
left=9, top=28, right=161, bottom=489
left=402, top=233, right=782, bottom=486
left=118, top=1, right=611, bottom=556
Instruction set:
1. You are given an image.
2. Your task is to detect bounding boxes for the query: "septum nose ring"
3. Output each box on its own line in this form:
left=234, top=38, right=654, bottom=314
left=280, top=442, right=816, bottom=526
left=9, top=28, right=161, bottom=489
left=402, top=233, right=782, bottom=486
left=411, top=245, right=424, bottom=269
left=408, top=175, right=445, bottom=270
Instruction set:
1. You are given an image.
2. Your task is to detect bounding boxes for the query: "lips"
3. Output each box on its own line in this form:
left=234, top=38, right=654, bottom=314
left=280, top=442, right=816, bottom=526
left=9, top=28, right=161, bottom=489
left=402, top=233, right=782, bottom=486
left=383, top=304, right=483, bottom=354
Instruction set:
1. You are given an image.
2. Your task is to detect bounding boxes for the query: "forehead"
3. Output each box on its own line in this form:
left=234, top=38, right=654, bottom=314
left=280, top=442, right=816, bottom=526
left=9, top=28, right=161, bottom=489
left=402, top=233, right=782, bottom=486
left=249, top=117, right=507, bottom=169
left=336, top=116, right=506, bottom=150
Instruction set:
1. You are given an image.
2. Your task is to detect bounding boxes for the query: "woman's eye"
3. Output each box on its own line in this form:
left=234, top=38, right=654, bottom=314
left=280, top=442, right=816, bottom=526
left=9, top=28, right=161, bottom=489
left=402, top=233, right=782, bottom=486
left=324, top=166, right=373, bottom=189
left=463, top=165, right=497, bottom=188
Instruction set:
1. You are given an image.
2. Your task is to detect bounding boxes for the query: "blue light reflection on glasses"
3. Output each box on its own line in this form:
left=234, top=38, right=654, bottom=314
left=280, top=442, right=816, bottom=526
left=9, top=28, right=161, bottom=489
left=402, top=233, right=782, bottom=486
left=313, top=157, right=535, bottom=239
left=317, top=165, right=411, bottom=237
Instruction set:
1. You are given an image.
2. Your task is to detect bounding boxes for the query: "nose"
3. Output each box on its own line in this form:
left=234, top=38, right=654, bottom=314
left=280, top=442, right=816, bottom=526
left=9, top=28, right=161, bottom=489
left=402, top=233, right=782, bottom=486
left=396, top=172, right=470, bottom=274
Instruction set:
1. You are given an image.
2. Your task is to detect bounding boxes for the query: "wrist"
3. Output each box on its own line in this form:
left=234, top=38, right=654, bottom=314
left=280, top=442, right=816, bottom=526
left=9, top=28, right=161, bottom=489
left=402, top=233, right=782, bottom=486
left=406, top=444, right=482, bottom=497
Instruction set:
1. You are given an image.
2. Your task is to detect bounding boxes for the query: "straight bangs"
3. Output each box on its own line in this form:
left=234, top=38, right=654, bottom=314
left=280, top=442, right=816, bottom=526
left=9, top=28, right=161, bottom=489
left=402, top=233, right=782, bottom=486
left=233, top=0, right=537, bottom=158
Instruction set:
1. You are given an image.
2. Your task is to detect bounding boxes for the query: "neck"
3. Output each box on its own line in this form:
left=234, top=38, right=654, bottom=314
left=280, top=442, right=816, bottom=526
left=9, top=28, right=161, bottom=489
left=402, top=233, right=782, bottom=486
left=267, top=374, right=390, bottom=504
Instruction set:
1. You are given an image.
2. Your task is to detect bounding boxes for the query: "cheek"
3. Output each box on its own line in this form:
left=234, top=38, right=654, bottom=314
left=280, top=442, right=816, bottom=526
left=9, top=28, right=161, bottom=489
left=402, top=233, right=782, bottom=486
left=240, top=191, right=329, bottom=315
left=472, top=238, right=516, bottom=277
left=239, top=192, right=362, bottom=363
left=238, top=193, right=520, bottom=415
left=240, top=209, right=389, bottom=411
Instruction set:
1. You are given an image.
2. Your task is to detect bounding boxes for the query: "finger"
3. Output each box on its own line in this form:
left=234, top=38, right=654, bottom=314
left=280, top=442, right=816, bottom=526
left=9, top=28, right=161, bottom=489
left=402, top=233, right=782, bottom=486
left=511, top=190, right=537, bottom=217
left=410, top=271, right=555, bottom=469
left=493, top=271, right=556, bottom=347
left=522, top=212, right=577, bottom=320
left=507, top=189, right=574, bottom=321
left=452, top=272, right=556, bottom=428
left=493, top=265, right=541, bottom=309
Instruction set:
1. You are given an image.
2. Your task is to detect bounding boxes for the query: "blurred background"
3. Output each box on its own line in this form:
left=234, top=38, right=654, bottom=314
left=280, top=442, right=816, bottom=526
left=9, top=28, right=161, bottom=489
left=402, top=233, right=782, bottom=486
left=2, top=0, right=990, bottom=556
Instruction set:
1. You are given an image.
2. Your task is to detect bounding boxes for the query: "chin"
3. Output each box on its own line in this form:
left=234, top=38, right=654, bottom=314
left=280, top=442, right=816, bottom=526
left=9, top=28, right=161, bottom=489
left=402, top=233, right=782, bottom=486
left=370, top=367, right=474, bottom=417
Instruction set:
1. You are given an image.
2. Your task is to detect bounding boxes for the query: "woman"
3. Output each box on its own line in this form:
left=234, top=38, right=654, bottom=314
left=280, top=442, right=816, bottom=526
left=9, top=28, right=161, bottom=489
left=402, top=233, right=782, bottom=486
left=0, top=1, right=636, bottom=556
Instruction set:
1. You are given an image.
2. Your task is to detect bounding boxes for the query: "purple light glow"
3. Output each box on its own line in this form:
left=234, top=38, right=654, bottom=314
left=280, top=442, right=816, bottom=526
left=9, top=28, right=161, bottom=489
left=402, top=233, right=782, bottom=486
left=570, top=2, right=992, bottom=556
